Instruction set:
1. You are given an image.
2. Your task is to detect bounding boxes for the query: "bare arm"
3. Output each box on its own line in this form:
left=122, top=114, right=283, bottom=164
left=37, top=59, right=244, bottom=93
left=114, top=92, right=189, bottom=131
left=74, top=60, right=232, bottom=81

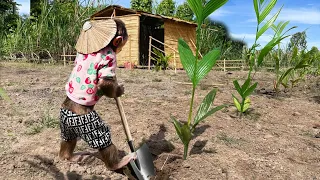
left=97, top=76, right=124, bottom=98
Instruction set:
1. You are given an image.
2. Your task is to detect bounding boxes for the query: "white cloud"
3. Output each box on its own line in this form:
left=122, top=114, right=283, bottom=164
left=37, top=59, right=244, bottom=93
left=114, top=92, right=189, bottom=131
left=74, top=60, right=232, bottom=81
left=209, top=8, right=232, bottom=18
left=245, top=8, right=320, bottom=25
left=231, top=33, right=273, bottom=43
left=16, top=0, right=30, bottom=15
left=231, top=33, right=319, bottom=50
left=307, top=41, right=320, bottom=49
left=278, top=8, right=320, bottom=25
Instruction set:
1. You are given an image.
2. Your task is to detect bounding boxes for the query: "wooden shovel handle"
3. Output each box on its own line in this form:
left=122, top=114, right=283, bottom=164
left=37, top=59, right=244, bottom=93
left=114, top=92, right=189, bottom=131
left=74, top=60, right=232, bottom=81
left=115, top=97, right=133, bottom=142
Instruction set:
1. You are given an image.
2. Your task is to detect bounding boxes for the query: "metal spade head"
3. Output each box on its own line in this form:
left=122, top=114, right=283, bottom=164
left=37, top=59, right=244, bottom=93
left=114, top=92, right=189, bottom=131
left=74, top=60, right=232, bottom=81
left=129, top=143, right=155, bottom=180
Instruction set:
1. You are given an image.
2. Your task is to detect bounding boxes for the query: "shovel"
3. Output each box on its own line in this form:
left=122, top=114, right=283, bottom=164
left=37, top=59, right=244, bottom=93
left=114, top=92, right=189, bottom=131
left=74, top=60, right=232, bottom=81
left=115, top=97, right=155, bottom=180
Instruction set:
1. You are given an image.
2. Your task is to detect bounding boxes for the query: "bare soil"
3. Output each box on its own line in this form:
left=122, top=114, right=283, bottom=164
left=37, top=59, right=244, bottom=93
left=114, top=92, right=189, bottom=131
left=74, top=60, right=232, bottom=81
left=0, top=62, right=319, bottom=180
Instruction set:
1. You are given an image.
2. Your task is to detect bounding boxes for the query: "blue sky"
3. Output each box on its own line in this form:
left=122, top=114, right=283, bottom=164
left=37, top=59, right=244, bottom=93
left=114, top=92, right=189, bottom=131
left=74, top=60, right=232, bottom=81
left=16, top=0, right=320, bottom=49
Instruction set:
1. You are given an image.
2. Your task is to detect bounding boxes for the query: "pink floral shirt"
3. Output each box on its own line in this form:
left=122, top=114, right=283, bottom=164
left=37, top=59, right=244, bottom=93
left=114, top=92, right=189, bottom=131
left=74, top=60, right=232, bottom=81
left=65, top=47, right=117, bottom=106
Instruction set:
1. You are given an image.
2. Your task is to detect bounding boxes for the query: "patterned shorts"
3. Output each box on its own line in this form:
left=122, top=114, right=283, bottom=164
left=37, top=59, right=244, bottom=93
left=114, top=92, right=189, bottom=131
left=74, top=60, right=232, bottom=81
left=59, top=108, right=112, bottom=149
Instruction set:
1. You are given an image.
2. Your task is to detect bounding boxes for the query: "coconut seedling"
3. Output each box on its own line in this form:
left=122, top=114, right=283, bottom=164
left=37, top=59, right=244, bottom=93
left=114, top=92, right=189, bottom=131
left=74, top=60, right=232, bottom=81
left=233, top=0, right=292, bottom=115
left=171, top=0, right=228, bottom=160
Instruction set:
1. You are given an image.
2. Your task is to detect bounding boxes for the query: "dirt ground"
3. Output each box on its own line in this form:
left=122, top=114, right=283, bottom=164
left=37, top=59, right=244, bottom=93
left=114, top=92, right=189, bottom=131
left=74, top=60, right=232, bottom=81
left=0, top=62, right=319, bottom=180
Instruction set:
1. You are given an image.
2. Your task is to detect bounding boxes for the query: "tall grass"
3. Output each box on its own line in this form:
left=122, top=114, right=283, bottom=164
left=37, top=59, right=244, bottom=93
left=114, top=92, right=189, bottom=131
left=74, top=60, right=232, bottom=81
left=1, top=0, right=110, bottom=61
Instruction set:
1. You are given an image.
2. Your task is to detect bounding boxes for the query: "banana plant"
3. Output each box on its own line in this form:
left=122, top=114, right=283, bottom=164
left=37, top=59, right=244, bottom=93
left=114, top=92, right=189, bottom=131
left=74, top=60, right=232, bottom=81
left=171, top=0, right=228, bottom=160
left=232, top=76, right=257, bottom=117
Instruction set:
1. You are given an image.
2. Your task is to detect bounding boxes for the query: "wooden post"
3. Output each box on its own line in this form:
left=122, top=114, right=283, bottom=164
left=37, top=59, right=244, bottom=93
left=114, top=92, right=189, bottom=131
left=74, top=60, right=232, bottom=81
left=174, top=52, right=176, bottom=74
left=223, top=59, right=226, bottom=72
left=148, top=36, right=152, bottom=70
left=129, top=35, right=132, bottom=69
left=63, top=47, right=66, bottom=67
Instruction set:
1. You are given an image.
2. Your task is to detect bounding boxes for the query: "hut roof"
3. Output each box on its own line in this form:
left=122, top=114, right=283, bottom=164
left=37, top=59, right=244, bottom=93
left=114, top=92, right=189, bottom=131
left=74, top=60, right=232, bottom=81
left=91, top=5, right=197, bottom=26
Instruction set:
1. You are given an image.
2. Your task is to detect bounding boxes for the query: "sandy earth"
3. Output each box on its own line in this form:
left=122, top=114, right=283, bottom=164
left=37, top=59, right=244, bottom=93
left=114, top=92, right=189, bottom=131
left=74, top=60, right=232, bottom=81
left=0, top=62, right=319, bottom=180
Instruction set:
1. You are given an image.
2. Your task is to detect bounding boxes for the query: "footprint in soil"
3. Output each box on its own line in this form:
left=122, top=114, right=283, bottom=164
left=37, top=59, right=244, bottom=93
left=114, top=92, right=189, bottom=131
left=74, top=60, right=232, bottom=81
left=26, top=155, right=116, bottom=180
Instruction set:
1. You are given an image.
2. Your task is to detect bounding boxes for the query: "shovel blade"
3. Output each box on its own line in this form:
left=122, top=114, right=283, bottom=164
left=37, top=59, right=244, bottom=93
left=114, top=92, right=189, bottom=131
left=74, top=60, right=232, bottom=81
left=129, top=143, right=155, bottom=180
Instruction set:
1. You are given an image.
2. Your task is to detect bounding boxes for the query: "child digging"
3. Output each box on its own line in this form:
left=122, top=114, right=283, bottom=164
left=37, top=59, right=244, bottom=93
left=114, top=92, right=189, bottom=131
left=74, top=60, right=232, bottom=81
left=59, top=18, right=137, bottom=175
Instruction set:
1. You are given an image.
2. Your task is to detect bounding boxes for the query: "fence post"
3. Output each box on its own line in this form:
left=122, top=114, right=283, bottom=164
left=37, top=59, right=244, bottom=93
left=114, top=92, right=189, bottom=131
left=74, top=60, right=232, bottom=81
left=63, top=47, right=66, bottom=67
left=174, top=52, right=176, bottom=74
left=148, top=36, right=152, bottom=70
left=223, top=59, right=226, bottom=72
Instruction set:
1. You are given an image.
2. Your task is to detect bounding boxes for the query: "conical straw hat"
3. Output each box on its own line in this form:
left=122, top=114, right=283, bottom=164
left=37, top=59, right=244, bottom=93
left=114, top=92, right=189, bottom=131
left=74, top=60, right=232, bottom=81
left=75, top=19, right=117, bottom=54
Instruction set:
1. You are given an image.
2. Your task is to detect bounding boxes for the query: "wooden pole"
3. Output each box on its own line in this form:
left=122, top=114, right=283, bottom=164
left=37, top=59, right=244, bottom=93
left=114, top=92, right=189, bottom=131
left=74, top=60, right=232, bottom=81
left=129, top=35, right=132, bottom=69
left=174, top=52, right=176, bottom=74
left=223, top=59, right=226, bottom=72
left=63, top=47, right=66, bottom=67
left=148, top=36, right=152, bottom=70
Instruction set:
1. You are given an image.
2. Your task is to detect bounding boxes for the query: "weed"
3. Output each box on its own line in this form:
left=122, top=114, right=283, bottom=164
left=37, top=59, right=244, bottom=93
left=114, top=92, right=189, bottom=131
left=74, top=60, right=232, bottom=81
left=217, top=133, right=241, bottom=146
left=27, top=124, right=44, bottom=135
left=300, top=130, right=314, bottom=138
left=42, top=112, right=59, bottom=128
left=26, top=110, right=59, bottom=135
left=184, top=90, right=192, bottom=95
left=0, top=87, right=10, bottom=101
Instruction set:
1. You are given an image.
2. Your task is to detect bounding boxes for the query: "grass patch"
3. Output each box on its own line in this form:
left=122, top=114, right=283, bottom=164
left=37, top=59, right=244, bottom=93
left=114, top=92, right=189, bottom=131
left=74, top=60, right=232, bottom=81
left=217, top=133, right=241, bottom=146
left=26, top=110, right=59, bottom=135
left=300, top=130, right=315, bottom=138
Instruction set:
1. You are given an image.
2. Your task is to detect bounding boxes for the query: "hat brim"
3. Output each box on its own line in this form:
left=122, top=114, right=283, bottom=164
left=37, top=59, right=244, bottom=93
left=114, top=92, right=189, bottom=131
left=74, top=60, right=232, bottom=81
left=75, top=19, right=117, bottom=54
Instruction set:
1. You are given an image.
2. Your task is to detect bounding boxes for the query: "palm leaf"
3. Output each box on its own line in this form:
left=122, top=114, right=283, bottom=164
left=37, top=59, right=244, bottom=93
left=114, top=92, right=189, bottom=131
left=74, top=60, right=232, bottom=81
left=259, top=0, right=278, bottom=24
left=193, top=105, right=226, bottom=129
left=253, top=0, right=259, bottom=22
left=233, top=80, right=242, bottom=95
left=194, top=89, right=217, bottom=126
left=187, top=0, right=203, bottom=24
left=278, top=21, right=290, bottom=35
left=257, top=35, right=290, bottom=66
left=241, top=77, right=251, bottom=93
left=178, top=38, right=196, bottom=83
left=195, top=48, right=220, bottom=86
left=242, top=98, right=251, bottom=112
left=256, top=6, right=282, bottom=40
left=181, top=124, right=192, bottom=144
left=171, top=116, right=183, bottom=140
left=232, top=94, right=241, bottom=112
left=243, top=82, right=258, bottom=98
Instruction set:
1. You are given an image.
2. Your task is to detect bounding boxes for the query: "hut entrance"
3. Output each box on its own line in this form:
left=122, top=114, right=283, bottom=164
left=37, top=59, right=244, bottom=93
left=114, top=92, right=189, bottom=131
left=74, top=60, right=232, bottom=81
left=139, top=15, right=164, bottom=66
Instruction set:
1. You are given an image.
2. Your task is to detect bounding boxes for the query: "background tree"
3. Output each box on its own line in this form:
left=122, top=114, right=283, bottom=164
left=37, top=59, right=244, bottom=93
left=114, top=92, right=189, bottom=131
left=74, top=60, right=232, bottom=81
left=288, top=31, right=307, bottom=51
left=0, top=0, right=20, bottom=34
left=199, top=19, right=245, bottom=60
left=130, top=0, right=153, bottom=13
left=156, top=0, right=176, bottom=16
left=175, top=2, right=194, bottom=21
left=31, top=0, right=42, bottom=18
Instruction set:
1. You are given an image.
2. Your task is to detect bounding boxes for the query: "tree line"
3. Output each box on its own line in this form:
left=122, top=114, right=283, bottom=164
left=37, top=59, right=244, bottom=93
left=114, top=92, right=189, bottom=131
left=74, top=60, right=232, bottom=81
left=0, top=0, right=318, bottom=69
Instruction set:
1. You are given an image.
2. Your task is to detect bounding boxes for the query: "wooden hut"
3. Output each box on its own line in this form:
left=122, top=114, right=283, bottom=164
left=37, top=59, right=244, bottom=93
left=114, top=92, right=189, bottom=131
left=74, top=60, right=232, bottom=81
left=91, top=5, right=197, bottom=69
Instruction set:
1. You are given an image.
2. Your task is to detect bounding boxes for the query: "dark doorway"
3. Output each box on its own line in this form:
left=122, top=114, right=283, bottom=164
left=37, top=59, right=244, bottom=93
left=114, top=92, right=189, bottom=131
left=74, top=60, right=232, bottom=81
left=139, top=15, right=164, bottom=66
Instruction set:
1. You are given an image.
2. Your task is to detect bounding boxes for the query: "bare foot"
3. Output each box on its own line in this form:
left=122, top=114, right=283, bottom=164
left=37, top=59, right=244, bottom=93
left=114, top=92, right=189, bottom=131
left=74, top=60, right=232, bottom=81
left=67, top=151, right=93, bottom=163
left=112, top=152, right=137, bottom=170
